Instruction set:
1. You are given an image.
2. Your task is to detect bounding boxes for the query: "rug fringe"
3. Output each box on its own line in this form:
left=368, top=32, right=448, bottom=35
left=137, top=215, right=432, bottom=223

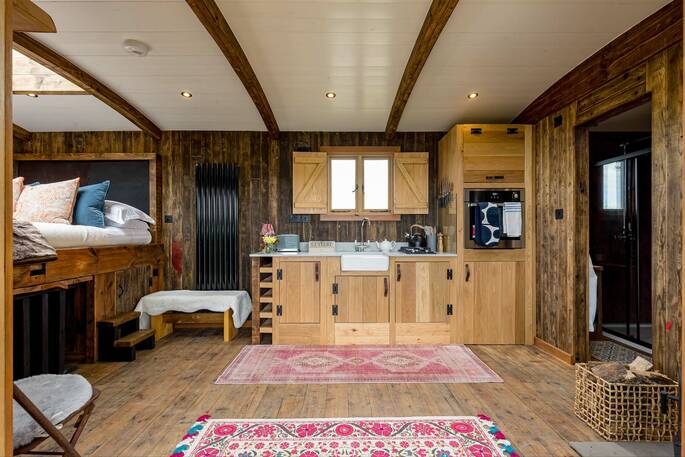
left=477, top=414, right=520, bottom=457
left=169, top=415, right=211, bottom=457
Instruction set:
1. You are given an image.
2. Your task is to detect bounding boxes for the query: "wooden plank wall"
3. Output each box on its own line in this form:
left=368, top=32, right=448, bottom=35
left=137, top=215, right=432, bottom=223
left=533, top=43, right=683, bottom=378
left=17, top=131, right=442, bottom=293
left=160, top=132, right=442, bottom=291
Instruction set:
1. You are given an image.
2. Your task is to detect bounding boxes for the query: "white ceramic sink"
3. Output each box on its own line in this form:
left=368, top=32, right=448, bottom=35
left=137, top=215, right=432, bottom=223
left=340, top=253, right=389, bottom=272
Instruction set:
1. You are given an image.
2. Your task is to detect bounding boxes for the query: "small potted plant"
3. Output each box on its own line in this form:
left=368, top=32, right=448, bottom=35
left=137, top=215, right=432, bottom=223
left=260, top=223, right=278, bottom=253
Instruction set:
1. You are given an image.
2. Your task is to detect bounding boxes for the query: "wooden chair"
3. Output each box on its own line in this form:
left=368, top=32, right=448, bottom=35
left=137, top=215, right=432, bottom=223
left=13, top=383, right=100, bottom=457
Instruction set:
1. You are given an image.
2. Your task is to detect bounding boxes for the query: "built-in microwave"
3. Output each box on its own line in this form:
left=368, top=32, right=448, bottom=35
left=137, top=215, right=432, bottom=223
left=464, top=189, right=524, bottom=249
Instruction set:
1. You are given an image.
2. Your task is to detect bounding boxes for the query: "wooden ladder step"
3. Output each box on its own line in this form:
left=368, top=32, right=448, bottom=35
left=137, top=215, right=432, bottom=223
left=98, top=311, right=140, bottom=327
left=114, top=329, right=155, bottom=348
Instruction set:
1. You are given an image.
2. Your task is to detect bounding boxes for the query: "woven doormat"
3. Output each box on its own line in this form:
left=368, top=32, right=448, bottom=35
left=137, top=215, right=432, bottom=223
left=590, top=340, right=651, bottom=364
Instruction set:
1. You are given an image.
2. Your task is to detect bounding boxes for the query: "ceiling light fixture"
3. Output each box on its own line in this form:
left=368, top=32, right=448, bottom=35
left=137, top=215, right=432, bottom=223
left=325, top=91, right=336, bottom=99
left=467, top=92, right=479, bottom=100
left=123, top=39, right=150, bottom=57
left=180, top=91, right=193, bottom=98
left=26, top=93, right=38, bottom=98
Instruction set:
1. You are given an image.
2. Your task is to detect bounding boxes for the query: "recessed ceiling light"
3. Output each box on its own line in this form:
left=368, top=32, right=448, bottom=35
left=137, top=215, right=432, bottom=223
left=26, top=93, right=38, bottom=98
left=467, top=92, right=479, bottom=100
left=180, top=91, right=193, bottom=98
left=325, top=91, right=336, bottom=99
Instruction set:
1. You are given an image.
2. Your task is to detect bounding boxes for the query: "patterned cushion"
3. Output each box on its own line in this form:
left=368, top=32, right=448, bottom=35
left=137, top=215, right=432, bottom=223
left=15, top=178, right=80, bottom=224
left=12, top=177, right=24, bottom=212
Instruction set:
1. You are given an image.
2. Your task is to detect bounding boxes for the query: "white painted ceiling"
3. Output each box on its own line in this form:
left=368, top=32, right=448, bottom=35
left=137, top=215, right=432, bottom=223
left=17, top=0, right=670, bottom=133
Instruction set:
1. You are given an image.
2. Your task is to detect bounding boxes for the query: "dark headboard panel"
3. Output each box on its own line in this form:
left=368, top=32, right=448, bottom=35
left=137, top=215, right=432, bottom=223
left=16, top=160, right=150, bottom=213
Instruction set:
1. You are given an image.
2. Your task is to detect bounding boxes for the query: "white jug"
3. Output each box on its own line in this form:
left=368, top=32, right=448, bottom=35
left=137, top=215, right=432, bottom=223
left=376, top=239, right=396, bottom=253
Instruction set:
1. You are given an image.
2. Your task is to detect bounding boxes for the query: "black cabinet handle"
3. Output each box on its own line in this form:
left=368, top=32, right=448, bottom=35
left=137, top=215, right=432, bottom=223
left=396, top=264, right=401, bottom=281
left=315, top=263, right=319, bottom=282
left=465, top=264, right=471, bottom=282
left=384, top=277, right=389, bottom=297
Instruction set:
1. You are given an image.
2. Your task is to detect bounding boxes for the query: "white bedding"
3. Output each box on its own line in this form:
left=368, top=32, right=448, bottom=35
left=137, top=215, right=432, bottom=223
left=32, top=222, right=151, bottom=249
left=134, top=290, right=252, bottom=329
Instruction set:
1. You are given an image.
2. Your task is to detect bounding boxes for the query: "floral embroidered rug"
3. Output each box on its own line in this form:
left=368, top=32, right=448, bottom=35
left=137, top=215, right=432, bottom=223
left=215, top=345, right=502, bottom=384
left=170, top=415, right=520, bottom=457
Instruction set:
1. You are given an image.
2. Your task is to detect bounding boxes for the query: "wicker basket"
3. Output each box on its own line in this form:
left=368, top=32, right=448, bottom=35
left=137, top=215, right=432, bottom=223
left=575, top=363, right=679, bottom=441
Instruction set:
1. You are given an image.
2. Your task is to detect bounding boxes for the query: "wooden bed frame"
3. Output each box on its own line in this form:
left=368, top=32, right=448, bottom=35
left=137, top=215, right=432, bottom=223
left=13, top=244, right=165, bottom=363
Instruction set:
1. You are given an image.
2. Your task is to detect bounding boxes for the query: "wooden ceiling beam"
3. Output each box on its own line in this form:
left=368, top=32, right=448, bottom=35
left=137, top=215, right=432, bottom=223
left=385, top=0, right=459, bottom=139
left=13, top=0, right=56, bottom=33
left=13, top=32, right=162, bottom=139
left=186, top=0, right=280, bottom=138
left=13, top=123, right=31, bottom=142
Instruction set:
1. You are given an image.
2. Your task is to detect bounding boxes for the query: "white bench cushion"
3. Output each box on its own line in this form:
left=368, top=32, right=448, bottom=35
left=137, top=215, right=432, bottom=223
left=135, top=290, right=252, bottom=329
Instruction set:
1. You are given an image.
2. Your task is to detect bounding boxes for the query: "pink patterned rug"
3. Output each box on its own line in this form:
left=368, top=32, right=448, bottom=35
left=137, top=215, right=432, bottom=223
left=170, top=415, right=520, bottom=457
left=215, top=345, right=502, bottom=384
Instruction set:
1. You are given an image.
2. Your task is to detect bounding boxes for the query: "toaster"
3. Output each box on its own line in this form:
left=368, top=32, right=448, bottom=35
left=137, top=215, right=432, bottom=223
left=276, top=234, right=300, bottom=252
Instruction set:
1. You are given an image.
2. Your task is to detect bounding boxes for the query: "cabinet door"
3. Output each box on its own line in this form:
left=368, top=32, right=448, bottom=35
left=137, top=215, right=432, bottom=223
left=461, top=261, right=524, bottom=344
left=335, top=276, right=389, bottom=323
left=292, top=152, right=328, bottom=214
left=462, top=127, right=525, bottom=184
left=393, top=152, right=429, bottom=214
left=279, top=261, right=321, bottom=324
left=396, top=261, right=450, bottom=323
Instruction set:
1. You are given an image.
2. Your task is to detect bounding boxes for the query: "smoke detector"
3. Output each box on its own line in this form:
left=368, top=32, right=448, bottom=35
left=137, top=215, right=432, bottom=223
left=122, top=39, right=150, bottom=57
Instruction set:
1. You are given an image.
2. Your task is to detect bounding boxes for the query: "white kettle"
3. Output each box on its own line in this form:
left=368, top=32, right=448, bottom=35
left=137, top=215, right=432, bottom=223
left=376, top=239, right=396, bottom=253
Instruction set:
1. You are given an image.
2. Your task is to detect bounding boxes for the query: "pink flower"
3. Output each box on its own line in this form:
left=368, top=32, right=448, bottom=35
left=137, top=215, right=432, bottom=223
left=467, top=444, right=494, bottom=457
left=296, top=423, right=318, bottom=437
left=299, top=452, right=318, bottom=457
left=195, top=448, right=219, bottom=457
left=335, top=424, right=354, bottom=436
left=260, top=223, right=275, bottom=236
left=374, top=441, right=385, bottom=448
left=371, top=451, right=389, bottom=457
left=254, top=424, right=276, bottom=437
left=450, top=422, right=474, bottom=434
left=412, top=423, right=436, bottom=436
left=371, top=423, right=392, bottom=436
left=214, top=424, right=237, bottom=436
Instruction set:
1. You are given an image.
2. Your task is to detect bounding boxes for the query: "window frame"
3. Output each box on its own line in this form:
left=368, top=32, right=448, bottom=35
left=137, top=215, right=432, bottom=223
left=323, top=148, right=397, bottom=221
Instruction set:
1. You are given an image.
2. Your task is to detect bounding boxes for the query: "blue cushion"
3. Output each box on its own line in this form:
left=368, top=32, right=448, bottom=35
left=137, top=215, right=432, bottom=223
left=73, top=181, right=110, bottom=227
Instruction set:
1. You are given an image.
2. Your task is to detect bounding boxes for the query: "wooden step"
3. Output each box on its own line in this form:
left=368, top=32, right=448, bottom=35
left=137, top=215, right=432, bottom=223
left=99, top=311, right=140, bottom=327
left=259, top=267, right=273, bottom=274
left=114, top=329, right=155, bottom=348
left=259, top=319, right=273, bottom=333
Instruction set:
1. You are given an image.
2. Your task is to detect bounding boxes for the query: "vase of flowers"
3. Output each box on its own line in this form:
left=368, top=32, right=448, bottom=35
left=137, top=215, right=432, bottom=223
left=260, top=223, right=278, bottom=253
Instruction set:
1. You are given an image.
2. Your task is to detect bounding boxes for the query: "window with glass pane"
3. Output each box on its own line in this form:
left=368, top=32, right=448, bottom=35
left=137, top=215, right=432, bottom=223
left=602, top=161, right=624, bottom=210
left=330, top=159, right=357, bottom=210
left=363, top=159, right=389, bottom=210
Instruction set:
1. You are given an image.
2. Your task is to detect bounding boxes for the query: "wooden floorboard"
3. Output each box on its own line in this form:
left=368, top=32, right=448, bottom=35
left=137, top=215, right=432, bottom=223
left=38, top=329, right=600, bottom=456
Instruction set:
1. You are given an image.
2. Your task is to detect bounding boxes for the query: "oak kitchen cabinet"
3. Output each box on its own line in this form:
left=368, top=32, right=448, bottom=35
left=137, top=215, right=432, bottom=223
left=457, top=260, right=526, bottom=344
left=394, top=259, right=453, bottom=344
left=272, top=258, right=326, bottom=344
left=333, top=274, right=391, bottom=344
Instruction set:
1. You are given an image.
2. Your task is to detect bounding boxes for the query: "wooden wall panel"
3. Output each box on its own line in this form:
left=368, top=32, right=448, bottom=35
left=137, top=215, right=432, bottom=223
left=19, top=131, right=441, bottom=292
left=535, top=105, right=577, bottom=356
left=160, top=132, right=442, bottom=291
left=647, top=44, right=683, bottom=379
left=533, top=43, right=683, bottom=378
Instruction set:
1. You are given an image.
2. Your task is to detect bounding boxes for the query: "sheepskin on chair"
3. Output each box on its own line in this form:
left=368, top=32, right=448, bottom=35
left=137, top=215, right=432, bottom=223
left=13, top=374, right=93, bottom=449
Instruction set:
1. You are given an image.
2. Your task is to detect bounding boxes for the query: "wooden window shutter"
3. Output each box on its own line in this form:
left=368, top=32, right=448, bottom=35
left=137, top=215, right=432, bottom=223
left=292, top=152, right=328, bottom=214
left=393, top=152, right=429, bottom=214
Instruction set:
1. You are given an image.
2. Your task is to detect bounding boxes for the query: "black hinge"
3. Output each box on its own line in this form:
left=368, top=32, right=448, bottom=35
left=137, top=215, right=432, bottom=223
left=276, top=305, right=283, bottom=316
left=447, top=304, right=453, bottom=316
left=276, top=269, right=283, bottom=280
left=332, top=283, right=339, bottom=295
left=332, top=304, right=339, bottom=316
left=447, top=269, right=453, bottom=280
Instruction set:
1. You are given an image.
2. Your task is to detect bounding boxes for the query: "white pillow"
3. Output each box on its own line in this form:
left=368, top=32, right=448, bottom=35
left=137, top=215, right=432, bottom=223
left=104, top=200, right=155, bottom=225
left=104, top=218, right=150, bottom=230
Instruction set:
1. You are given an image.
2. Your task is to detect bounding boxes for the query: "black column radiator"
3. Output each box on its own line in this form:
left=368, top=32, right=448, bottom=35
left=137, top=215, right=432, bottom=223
left=195, top=163, right=239, bottom=290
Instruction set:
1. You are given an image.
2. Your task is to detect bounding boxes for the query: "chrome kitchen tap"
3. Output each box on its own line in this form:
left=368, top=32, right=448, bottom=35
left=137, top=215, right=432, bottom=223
left=355, top=217, right=371, bottom=252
